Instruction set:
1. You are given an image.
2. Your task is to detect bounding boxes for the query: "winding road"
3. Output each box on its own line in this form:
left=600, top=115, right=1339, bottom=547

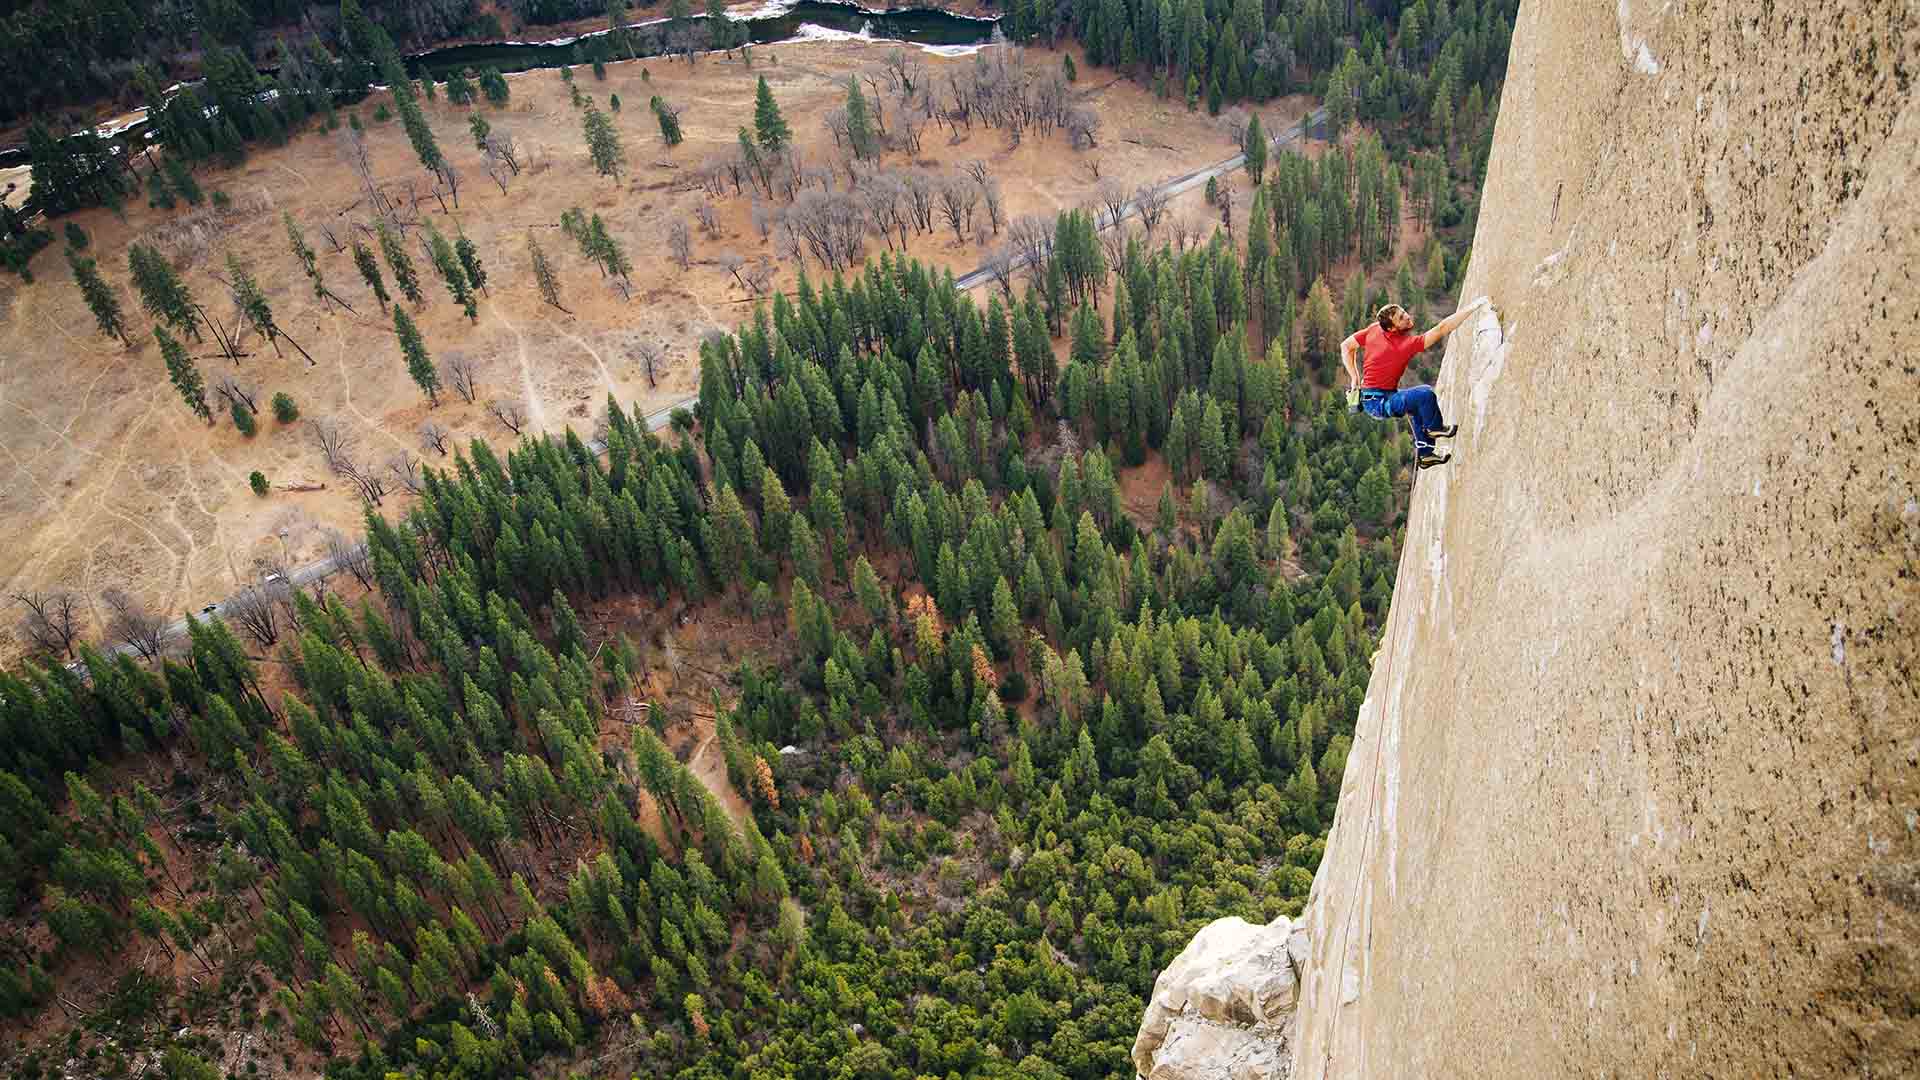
left=107, top=109, right=1325, bottom=660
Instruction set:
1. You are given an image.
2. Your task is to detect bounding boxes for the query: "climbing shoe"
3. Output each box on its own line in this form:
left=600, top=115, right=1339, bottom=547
left=1417, top=451, right=1451, bottom=470
left=1430, top=424, right=1458, bottom=439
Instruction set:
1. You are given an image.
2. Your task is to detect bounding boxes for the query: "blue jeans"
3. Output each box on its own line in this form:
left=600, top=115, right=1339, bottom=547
left=1361, top=385, right=1445, bottom=453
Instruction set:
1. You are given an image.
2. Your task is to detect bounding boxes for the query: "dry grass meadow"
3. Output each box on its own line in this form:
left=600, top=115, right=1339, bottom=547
left=0, top=38, right=1309, bottom=661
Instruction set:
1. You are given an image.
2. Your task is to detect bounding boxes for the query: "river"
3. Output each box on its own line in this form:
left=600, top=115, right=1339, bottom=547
left=0, top=2, right=999, bottom=173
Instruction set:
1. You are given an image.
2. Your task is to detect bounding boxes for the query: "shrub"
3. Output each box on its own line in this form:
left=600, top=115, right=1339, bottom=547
left=270, top=392, right=298, bottom=423
left=373, top=103, right=392, bottom=122
left=210, top=190, right=231, bottom=209
left=62, top=222, right=88, bottom=250
left=231, top=402, right=255, bottom=436
left=249, top=471, right=269, bottom=496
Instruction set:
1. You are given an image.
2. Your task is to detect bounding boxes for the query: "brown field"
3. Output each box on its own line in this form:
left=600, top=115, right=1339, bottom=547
left=0, top=38, right=1305, bottom=662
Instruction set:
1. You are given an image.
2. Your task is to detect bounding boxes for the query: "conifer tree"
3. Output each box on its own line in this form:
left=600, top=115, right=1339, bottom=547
left=425, top=226, right=477, bottom=321
left=351, top=239, right=389, bottom=310
left=128, top=244, right=200, bottom=340
left=527, top=233, right=568, bottom=312
left=69, top=253, right=131, bottom=346
left=650, top=96, right=684, bottom=150
left=753, top=76, right=791, bottom=157
left=455, top=234, right=488, bottom=296
left=582, top=101, right=624, bottom=180
left=844, top=77, right=877, bottom=161
left=156, top=326, right=211, bottom=423
left=1244, top=112, right=1268, bottom=183
left=377, top=223, right=423, bottom=306
left=394, top=306, right=438, bottom=405
left=226, top=253, right=314, bottom=364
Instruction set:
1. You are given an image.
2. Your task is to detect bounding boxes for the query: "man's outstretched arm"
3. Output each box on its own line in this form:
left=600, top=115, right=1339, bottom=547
left=1339, top=330, right=1364, bottom=386
left=1421, top=296, right=1491, bottom=351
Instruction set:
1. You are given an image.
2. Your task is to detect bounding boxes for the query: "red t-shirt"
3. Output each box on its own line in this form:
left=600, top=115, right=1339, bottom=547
left=1358, top=325, right=1427, bottom=390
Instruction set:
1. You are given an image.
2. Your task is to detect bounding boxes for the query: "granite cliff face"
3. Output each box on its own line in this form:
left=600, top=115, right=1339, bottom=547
left=1136, top=0, right=1920, bottom=1076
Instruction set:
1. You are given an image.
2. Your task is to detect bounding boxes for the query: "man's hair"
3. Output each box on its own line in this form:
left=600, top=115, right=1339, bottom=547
left=1376, top=304, right=1409, bottom=332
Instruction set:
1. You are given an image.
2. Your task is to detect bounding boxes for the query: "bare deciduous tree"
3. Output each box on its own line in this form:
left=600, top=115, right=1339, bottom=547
left=667, top=220, right=692, bottom=270
left=750, top=198, right=772, bottom=240
left=985, top=245, right=1016, bottom=299
left=743, top=258, right=777, bottom=297
left=902, top=169, right=936, bottom=234
left=1135, top=183, right=1171, bottom=241
left=388, top=451, right=423, bottom=496
left=862, top=171, right=910, bottom=249
left=1094, top=177, right=1128, bottom=229
left=420, top=420, right=451, bottom=456
left=1065, top=107, right=1100, bottom=150
left=310, top=418, right=356, bottom=473
left=1008, top=214, right=1054, bottom=281
left=1100, top=222, right=1130, bottom=274
left=446, top=353, right=481, bottom=404
left=936, top=176, right=978, bottom=243
left=1218, top=187, right=1237, bottom=240
left=338, top=457, right=389, bottom=507
left=1173, top=214, right=1201, bottom=254
left=14, top=590, right=82, bottom=659
left=488, top=398, right=527, bottom=434
left=226, top=581, right=283, bottom=647
left=781, top=190, right=866, bottom=271
left=632, top=340, right=665, bottom=388
left=694, top=201, right=720, bottom=238
left=215, top=375, right=260, bottom=415
left=326, top=529, right=374, bottom=588
left=102, top=587, right=170, bottom=662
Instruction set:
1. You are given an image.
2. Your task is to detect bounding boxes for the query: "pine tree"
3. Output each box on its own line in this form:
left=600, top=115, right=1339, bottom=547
left=127, top=243, right=200, bottom=340
left=377, top=223, right=423, bottom=305
left=481, top=68, right=511, bottom=106
left=1244, top=113, right=1268, bottom=183
left=69, top=254, right=131, bottom=345
left=844, top=77, right=877, bottom=161
left=226, top=253, right=314, bottom=364
left=455, top=234, right=488, bottom=296
left=425, top=226, right=477, bottom=321
left=582, top=102, right=623, bottom=179
left=527, top=233, right=568, bottom=312
left=394, top=307, right=438, bottom=405
left=650, top=96, right=684, bottom=150
left=351, top=240, right=389, bottom=309
left=1355, top=463, right=1392, bottom=523
left=1300, top=276, right=1338, bottom=376
left=156, top=326, right=211, bottom=423
left=753, top=76, right=791, bottom=157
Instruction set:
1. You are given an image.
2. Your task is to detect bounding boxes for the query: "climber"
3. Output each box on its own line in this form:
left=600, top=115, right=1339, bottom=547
left=1340, top=297, right=1489, bottom=469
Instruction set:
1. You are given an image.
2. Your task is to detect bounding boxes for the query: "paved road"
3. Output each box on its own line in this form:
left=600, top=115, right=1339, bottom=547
left=115, top=108, right=1325, bottom=659
left=953, top=106, right=1327, bottom=291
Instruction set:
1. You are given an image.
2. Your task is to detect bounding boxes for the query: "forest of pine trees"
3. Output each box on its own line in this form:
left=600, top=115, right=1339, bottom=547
left=0, top=0, right=1516, bottom=1073
left=3, top=224, right=1412, bottom=1076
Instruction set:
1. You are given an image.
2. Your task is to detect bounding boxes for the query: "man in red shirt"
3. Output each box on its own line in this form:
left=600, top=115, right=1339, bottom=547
left=1339, top=297, right=1488, bottom=469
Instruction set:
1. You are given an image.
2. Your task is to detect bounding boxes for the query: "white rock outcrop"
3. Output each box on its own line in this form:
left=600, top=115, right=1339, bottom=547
left=1131, top=915, right=1306, bottom=1080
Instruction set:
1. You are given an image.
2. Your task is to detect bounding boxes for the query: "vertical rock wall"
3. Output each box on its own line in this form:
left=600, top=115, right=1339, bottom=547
left=1141, top=1, right=1920, bottom=1076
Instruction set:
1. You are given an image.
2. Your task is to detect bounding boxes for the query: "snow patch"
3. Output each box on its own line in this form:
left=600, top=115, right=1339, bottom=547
left=1831, top=622, right=1846, bottom=666
left=777, top=21, right=992, bottom=55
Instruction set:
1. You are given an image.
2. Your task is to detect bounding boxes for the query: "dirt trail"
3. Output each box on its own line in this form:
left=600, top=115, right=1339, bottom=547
left=490, top=301, right=550, bottom=431
left=686, top=728, right=754, bottom=830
